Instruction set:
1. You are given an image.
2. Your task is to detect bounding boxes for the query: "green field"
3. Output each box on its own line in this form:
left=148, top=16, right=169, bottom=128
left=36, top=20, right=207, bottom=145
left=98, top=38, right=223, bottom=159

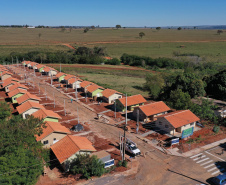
left=1, top=28, right=226, bottom=62
left=60, top=65, right=151, bottom=97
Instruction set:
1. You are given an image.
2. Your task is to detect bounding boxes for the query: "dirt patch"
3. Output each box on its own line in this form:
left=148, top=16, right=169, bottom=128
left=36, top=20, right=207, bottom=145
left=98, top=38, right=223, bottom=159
left=146, top=132, right=170, bottom=141
left=178, top=125, right=226, bottom=153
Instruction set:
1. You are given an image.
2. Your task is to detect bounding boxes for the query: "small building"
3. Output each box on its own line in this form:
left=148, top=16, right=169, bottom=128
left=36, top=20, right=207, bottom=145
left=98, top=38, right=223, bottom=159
left=49, top=68, right=58, bottom=76
left=16, top=92, right=41, bottom=105
left=29, top=62, right=39, bottom=69
left=133, top=101, right=171, bottom=122
left=36, top=64, right=45, bottom=72
left=1, top=71, right=13, bottom=81
left=116, top=94, right=147, bottom=112
left=32, top=109, right=62, bottom=122
left=64, top=74, right=76, bottom=85
left=35, top=121, right=71, bottom=148
left=24, top=61, right=31, bottom=67
left=55, top=72, right=66, bottom=82
left=155, top=110, right=200, bottom=137
left=91, top=150, right=114, bottom=168
left=3, top=80, right=19, bottom=92
left=102, top=89, right=123, bottom=104
left=41, top=67, right=51, bottom=75
left=17, top=100, right=45, bottom=119
left=8, top=88, right=27, bottom=103
left=80, top=81, right=93, bottom=92
left=86, top=84, right=105, bottom=98
left=68, top=78, right=83, bottom=89
left=51, top=135, right=96, bottom=171
left=8, top=83, right=28, bottom=92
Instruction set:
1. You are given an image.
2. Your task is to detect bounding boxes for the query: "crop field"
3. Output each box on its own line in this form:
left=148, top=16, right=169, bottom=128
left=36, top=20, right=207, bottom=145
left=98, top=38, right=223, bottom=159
left=1, top=28, right=226, bottom=62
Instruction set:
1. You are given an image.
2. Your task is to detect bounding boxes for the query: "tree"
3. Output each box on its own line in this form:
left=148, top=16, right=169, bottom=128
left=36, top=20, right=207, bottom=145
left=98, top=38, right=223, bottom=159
left=167, top=89, right=192, bottom=110
left=69, top=27, right=72, bottom=32
left=116, top=25, right=121, bottom=29
left=61, top=26, right=66, bottom=32
left=139, top=32, right=145, bottom=38
left=84, top=27, right=89, bottom=33
left=156, top=27, right=161, bottom=31
left=0, top=115, right=47, bottom=185
left=206, top=69, right=226, bottom=100
left=0, top=102, right=11, bottom=120
left=217, top=30, right=223, bottom=35
left=69, top=154, right=105, bottom=179
left=177, top=27, right=182, bottom=30
left=91, top=25, right=95, bottom=30
left=143, top=74, right=165, bottom=99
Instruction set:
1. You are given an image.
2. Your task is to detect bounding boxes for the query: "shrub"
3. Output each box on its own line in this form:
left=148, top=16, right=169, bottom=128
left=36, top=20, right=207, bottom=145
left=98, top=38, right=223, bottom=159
left=118, top=160, right=122, bottom=167
left=213, top=125, right=220, bottom=134
left=122, top=160, right=128, bottom=168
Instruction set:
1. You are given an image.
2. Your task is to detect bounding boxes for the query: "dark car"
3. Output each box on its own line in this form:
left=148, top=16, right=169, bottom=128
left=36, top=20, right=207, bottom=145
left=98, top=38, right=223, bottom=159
left=211, top=174, right=226, bottom=185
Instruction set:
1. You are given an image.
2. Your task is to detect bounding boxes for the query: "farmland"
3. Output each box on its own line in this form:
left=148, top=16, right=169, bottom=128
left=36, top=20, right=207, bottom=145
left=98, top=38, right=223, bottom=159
left=1, top=28, right=226, bottom=62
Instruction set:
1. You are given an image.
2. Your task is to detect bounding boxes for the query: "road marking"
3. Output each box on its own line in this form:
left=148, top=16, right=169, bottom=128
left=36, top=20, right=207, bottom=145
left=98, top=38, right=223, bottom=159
left=200, top=160, right=213, bottom=166
left=204, top=163, right=215, bottom=169
left=208, top=167, right=218, bottom=172
left=190, top=153, right=203, bottom=158
left=205, top=151, right=225, bottom=162
left=193, top=155, right=206, bottom=161
left=212, top=170, right=220, bottom=176
left=196, top=158, right=209, bottom=163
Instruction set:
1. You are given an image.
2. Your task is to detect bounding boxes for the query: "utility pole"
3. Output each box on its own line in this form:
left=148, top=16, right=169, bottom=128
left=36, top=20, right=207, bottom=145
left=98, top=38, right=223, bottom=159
left=75, top=84, right=78, bottom=101
left=39, top=83, right=40, bottom=94
left=136, top=109, right=139, bottom=134
left=114, top=99, right=117, bottom=119
left=77, top=105, right=80, bottom=124
left=45, top=86, right=47, bottom=100
left=51, top=74, right=53, bottom=86
left=60, top=63, right=61, bottom=73
left=53, top=92, right=55, bottom=108
left=64, top=99, right=66, bottom=116
left=123, top=94, right=127, bottom=161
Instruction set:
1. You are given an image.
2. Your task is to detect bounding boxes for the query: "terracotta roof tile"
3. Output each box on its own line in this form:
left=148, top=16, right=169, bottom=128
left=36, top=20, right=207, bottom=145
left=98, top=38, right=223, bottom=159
left=16, top=100, right=44, bottom=114
left=1, top=71, right=13, bottom=76
left=102, top=89, right=122, bottom=98
left=138, top=101, right=171, bottom=116
left=32, top=109, right=62, bottom=120
left=8, top=88, right=27, bottom=98
left=42, top=67, right=51, bottom=72
left=56, top=72, right=65, bottom=78
left=86, top=84, right=104, bottom=93
left=157, top=110, right=200, bottom=128
left=64, top=74, right=75, bottom=80
left=36, top=64, right=45, bottom=69
left=17, top=92, right=41, bottom=104
left=8, top=83, right=28, bottom=92
left=2, top=80, right=16, bottom=88
left=35, top=121, right=71, bottom=141
left=118, top=94, right=146, bottom=107
left=51, top=135, right=96, bottom=163
left=80, top=81, right=93, bottom=88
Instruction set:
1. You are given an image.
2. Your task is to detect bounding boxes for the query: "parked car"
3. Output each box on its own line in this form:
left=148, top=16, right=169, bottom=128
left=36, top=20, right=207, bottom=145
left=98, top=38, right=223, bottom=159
left=211, top=173, right=226, bottom=185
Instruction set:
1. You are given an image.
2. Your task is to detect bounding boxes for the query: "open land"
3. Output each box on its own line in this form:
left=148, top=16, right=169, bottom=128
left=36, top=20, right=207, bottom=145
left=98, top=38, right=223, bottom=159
left=1, top=28, right=226, bottom=62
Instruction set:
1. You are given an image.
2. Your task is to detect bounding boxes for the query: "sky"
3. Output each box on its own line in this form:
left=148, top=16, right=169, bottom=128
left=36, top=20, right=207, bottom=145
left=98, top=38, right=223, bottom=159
left=0, top=0, right=226, bottom=27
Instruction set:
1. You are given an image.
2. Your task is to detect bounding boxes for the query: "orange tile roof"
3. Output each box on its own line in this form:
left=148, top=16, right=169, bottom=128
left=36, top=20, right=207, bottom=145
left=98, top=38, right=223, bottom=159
left=80, top=81, right=93, bottom=88
left=138, top=101, right=171, bottom=116
left=35, top=121, right=70, bottom=141
left=118, top=94, right=146, bottom=107
left=1, top=71, right=13, bottom=76
left=30, top=62, right=38, bottom=67
left=51, top=135, right=96, bottom=163
left=42, top=67, right=51, bottom=72
left=17, top=92, right=41, bottom=104
left=8, top=88, right=27, bottom=98
left=0, top=68, right=8, bottom=72
left=36, top=64, right=45, bottom=69
left=32, top=109, right=62, bottom=120
left=68, top=78, right=76, bottom=84
left=56, top=72, right=65, bottom=78
left=24, top=61, right=31, bottom=64
left=102, top=88, right=122, bottom=98
left=86, top=84, right=104, bottom=93
left=64, top=74, right=75, bottom=81
left=16, top=100, right=44, bottom=114
left=157, top=110, right=200, bottom=128
left=2, top=80, right=16, bottom=88
left=8, top=83, right=28, bottom=92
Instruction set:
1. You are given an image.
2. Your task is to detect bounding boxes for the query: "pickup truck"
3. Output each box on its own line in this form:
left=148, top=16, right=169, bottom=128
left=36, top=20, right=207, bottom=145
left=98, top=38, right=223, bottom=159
left=125, top=138, right=141, bottom=156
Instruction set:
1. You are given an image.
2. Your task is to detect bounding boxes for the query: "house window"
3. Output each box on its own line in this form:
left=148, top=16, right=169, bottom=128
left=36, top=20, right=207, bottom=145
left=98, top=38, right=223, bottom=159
left=165, top=125, right=169, bottom=128
left=53, top=138, right=56, bottom=141
left=14, top=97, right=16, bottom=100
left=43, top=140, right=48, bottom=145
